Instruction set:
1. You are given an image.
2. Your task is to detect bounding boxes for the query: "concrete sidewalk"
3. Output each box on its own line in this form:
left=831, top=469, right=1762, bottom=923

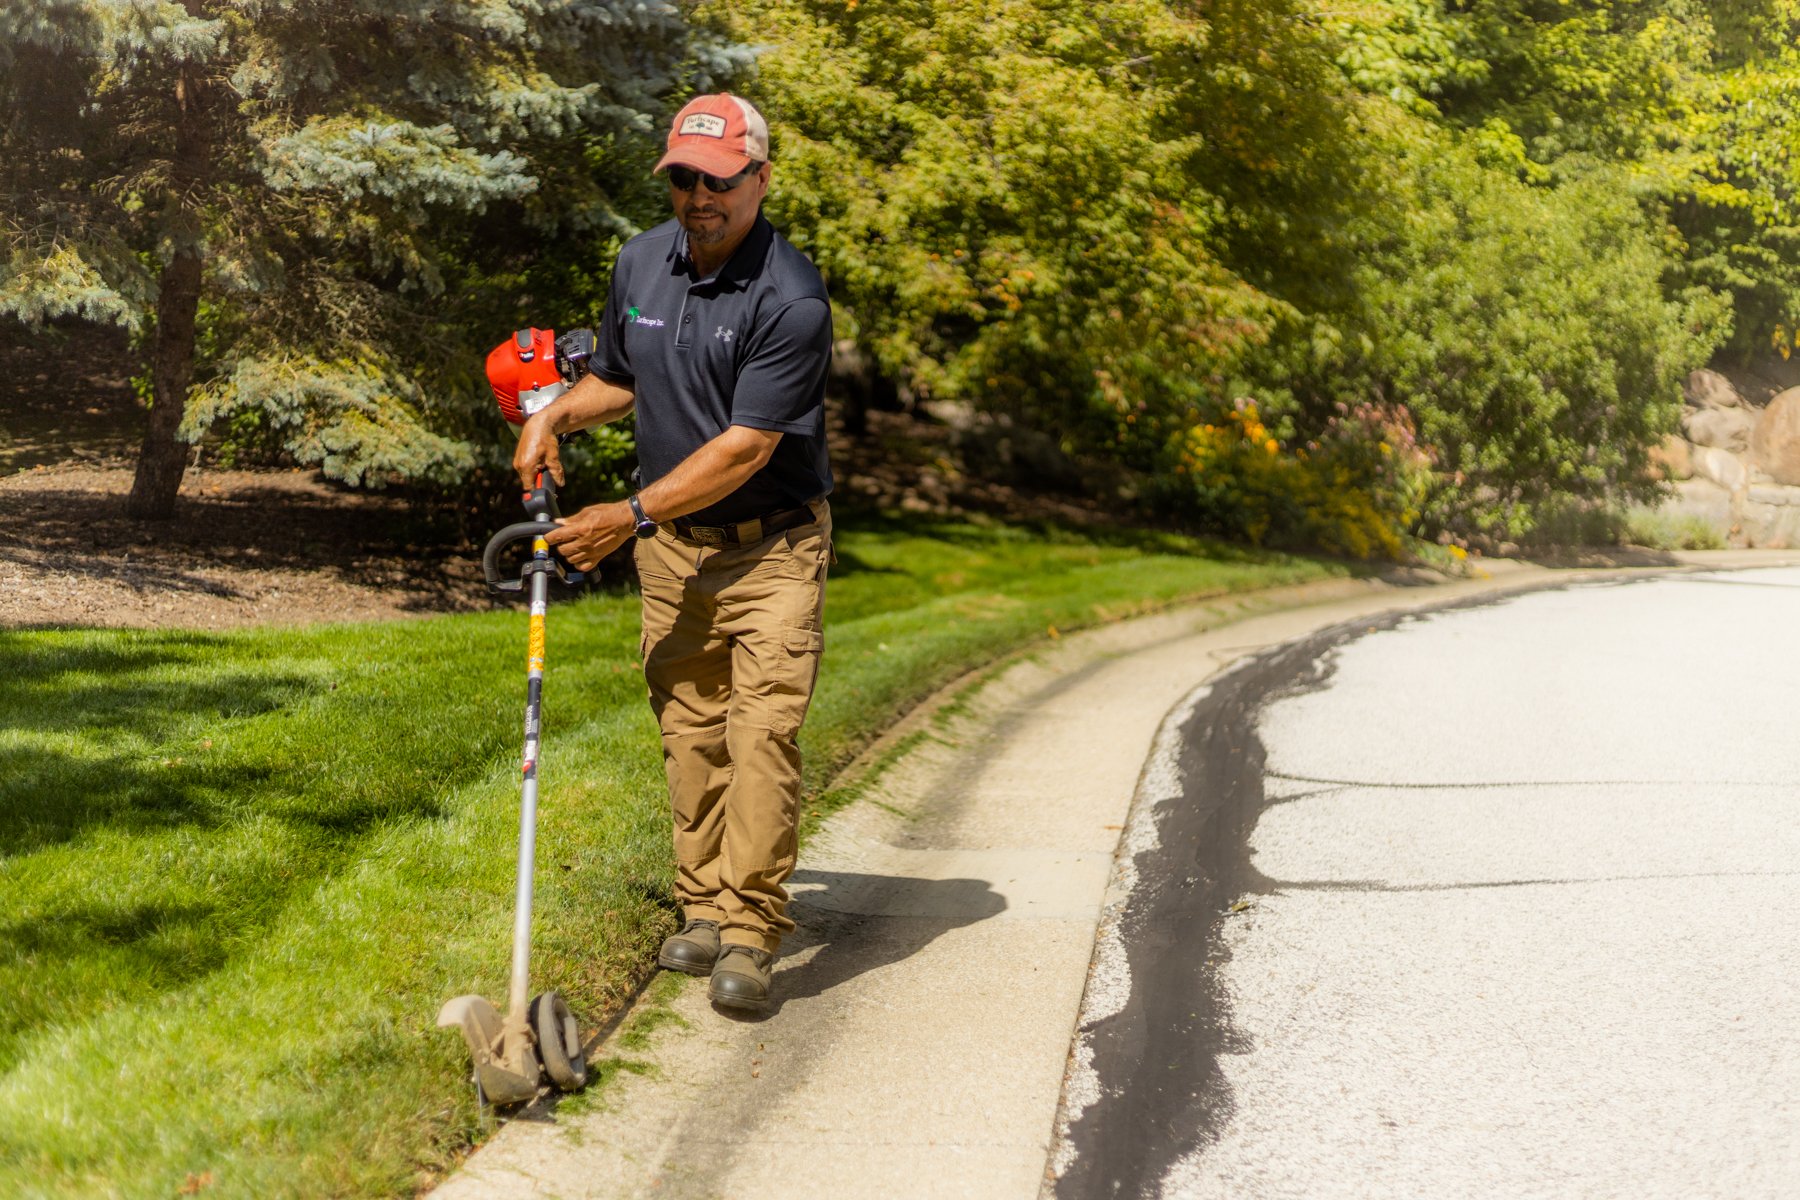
left=429, top=550, right=1797, bottom=1200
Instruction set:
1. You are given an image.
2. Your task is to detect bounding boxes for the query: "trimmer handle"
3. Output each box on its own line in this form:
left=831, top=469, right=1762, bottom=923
left=483, top=473, right=584, bottom=593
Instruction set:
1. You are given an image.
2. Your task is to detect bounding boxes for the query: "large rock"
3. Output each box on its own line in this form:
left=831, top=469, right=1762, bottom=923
left=1680, top=406, right=1754, bottom=453
left=1750, top=386, right=1800, bottom=485
left=1649, top=434, right=1693, bottom=481
left=1690, top=444, right=1748, bottom=491
left=1685, top=368, right=1743, bottom=409
left=1739, top=492, right=1800, bottom=548
left=1747, top=483, right=1800, bottom=507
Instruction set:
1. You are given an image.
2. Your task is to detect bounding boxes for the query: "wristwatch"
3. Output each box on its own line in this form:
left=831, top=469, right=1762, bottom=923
left=628, top=494, right=658, bottom=539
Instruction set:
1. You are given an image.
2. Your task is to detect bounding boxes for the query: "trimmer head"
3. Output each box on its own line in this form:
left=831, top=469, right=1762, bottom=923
left=437, top=994, right=541, bottom=1106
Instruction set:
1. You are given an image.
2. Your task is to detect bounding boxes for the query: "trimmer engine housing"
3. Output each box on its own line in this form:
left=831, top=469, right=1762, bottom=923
left=485, top=327, right=595, bottom=425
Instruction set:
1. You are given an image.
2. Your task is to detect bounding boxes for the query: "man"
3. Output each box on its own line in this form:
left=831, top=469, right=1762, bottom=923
left=513, top=93, right=833, bottom=1014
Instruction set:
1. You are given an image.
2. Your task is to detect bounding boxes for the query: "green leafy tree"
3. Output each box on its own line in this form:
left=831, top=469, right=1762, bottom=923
left=1352, top=149, right=1724, bottom=536
left=1426, top=0, right=1800, bottom=361
left=718, top=0, right=1286, bottom=474
left=0, top=1, right=740, bottom=517
left=1210, top=1, right=1728, bottom=541
left=1676, top=3, right=1800, bottom=361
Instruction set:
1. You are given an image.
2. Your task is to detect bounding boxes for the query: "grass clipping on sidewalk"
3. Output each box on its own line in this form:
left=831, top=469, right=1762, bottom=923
left=0, top=513, right=1337, bottom=1198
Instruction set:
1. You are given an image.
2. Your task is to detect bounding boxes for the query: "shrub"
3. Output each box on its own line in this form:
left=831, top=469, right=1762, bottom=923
left=1160, top=398, right=1431, bottom=559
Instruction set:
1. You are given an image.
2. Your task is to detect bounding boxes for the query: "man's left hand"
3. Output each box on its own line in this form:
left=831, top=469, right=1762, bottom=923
left=545, top=501, right=633, bottom=571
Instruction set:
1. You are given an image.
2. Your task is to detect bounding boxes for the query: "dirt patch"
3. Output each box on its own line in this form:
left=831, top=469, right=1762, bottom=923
left=1, top=311, right=1112, bottom=631
left=0, top=410, right=1112, bottom=630
left=0, top=462, right=490, bottom=629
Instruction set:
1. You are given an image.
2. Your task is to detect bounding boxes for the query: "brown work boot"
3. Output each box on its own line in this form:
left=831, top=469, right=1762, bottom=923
left=708, top=944, right=775, bottom=1011
left=658, top=919, right=720, bottom=975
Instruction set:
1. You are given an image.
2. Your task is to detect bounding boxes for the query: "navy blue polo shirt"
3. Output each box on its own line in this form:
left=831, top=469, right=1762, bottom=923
left=591, top=214, right=833, bottom=526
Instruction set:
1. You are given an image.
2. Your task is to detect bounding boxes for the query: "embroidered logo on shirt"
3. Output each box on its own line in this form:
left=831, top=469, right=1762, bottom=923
left=627, top=306, right=665, bottom=328
left=715, top=326, right=734, bottom=343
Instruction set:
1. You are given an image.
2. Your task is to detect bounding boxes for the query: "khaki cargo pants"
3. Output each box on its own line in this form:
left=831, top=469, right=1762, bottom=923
left=635, top=501, right=830, bottom=953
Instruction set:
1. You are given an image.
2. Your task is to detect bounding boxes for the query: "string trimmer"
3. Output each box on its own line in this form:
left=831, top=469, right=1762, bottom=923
left=437, top=326, right=594, bottom=1106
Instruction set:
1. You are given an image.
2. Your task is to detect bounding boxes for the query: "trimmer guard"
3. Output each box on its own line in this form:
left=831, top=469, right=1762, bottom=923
left=437, top=994, right=542, bottom=1106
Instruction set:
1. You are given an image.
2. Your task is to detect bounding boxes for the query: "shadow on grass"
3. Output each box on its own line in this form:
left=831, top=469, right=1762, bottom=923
left=0, top=632, right=306, bottom=853
left=826, top=547, right=905, bottom=579
left=0, top=628, right=477, bottom=1081
left=0, top=630, right=456, bottom=854
left=0, top=901, right=230, bottom=994
left=0, top=897, right=248, bottom=1074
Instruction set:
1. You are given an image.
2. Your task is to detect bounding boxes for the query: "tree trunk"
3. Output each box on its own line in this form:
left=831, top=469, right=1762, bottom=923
left=125, top=249, right=202, bottom=519
left=126, top=66, right=208, bottom=521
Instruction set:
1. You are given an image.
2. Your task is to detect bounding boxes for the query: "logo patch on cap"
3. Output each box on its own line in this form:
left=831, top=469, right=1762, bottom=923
left=678, top=113, right=727, bottom=139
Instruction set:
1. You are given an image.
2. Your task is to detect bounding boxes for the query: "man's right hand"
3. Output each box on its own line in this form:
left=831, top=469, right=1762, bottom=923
left=514, top=410, right=564, bottom=489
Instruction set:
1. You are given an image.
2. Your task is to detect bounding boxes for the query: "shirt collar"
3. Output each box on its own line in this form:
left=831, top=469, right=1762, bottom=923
left=667, top=214, right=774, bottom=291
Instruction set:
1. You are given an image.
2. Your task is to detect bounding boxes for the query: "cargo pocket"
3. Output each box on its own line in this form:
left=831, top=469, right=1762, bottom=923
left=765, top=623, right=824, bottom=737
left=783, top=625, right=824, bottom=654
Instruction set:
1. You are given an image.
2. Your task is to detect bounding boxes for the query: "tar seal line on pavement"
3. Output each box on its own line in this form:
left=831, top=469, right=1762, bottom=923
left=1052, top=588, right=1568, bottom=1198
left=1052, top=616, right=1396, bottom=1199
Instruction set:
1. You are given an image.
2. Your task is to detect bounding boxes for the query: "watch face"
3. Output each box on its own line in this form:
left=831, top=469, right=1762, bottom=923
left=634, top=519, right=658, bottom=539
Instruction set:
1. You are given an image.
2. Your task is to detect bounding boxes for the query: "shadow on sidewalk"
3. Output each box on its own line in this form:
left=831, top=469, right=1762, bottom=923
left=721, top=870, right=1008, bottom=1021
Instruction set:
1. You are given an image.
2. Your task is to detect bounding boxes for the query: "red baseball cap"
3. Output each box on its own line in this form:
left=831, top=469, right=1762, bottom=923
left=654, top=93, right=770, bottom=177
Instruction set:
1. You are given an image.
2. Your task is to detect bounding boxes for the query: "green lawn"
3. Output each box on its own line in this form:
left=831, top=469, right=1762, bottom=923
left=0, top=512, right=1340, bottom=1198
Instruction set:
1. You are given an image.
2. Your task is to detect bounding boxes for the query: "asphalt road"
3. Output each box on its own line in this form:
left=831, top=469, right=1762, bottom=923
left=1061, top=568, right=1800, bottom=1199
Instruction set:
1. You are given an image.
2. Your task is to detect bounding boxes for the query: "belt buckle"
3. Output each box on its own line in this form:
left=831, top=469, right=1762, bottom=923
left=688, top=525, right=727, bottom=545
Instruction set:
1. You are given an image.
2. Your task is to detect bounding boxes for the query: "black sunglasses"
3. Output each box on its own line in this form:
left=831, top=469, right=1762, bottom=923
left=666, top=163, right=761, bottom=193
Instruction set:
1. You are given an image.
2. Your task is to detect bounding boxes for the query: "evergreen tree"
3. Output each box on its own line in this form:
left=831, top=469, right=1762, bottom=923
left=0, top=1, right=741, bottom=517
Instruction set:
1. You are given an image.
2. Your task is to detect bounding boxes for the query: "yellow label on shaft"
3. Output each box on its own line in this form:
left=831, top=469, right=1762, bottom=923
left=527, top=536, right=550, bottom=671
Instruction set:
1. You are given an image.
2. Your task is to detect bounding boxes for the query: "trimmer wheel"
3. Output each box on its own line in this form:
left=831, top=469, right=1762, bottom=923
left=530, top=991, right=587, bottom=1092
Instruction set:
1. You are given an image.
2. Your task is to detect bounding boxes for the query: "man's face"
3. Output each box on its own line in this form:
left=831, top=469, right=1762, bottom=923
left=670, top=162, right=771, bottom=252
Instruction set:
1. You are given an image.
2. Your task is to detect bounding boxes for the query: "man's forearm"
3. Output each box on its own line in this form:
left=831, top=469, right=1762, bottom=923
left=635, top=425, right=781, bottom=523
left=540, top=423, right=781, bottom=570
left=546, top=372, right=635, bottom=434
left=515, top=372, right=635, bottom=488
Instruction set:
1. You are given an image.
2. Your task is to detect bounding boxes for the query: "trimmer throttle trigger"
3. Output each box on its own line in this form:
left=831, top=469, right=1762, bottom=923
left=523, top=472, right=563, bottom=522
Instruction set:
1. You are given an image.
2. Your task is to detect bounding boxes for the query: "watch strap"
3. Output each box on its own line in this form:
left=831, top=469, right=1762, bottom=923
left=628, top=493, right=658, bottom=537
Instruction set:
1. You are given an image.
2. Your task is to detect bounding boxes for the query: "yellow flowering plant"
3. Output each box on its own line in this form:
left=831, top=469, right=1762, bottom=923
left=1167, top=399, right=1431, bottom=560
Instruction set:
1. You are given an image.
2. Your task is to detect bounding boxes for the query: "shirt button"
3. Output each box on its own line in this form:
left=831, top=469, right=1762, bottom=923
left=683, top=314, right=692, bottom=323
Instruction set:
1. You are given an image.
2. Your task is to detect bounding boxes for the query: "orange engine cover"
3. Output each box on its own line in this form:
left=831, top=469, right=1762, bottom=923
left=486, top=327, right=567, bottom=425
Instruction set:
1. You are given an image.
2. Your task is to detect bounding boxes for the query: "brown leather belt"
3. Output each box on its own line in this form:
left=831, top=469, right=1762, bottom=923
left=670, top=504, right=815, bottom=547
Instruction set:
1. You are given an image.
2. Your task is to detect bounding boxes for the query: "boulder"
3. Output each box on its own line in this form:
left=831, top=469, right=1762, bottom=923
left=1739, top=496, right=1800, bottom=548
left=1747, top=483, right=1800, bottom=507
left=1690, top=444, right=1748, bottom=492
left=1750, top=386, right=1800, bottom=485
left=1648, top=434, right=1693, bottom=481
left=1680, top=406, right=1754, bottom=453
left=1685, top=368, right=1743, bottom=409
